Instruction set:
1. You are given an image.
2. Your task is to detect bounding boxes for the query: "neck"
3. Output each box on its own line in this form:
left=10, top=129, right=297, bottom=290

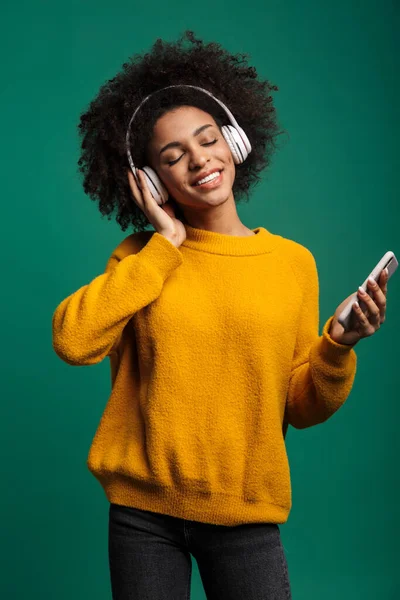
left=178, top=194, right=253, bottom=236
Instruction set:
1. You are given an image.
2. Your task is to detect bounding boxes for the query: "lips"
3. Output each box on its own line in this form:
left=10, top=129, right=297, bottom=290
left=191, top=168, right=222, bottom=186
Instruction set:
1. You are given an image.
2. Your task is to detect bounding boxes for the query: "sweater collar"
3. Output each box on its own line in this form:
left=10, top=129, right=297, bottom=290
left=180, top=223, right=280, bottom=256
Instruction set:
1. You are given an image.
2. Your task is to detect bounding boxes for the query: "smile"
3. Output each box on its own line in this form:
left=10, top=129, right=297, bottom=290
left=193, top=171, right=223, bottom=189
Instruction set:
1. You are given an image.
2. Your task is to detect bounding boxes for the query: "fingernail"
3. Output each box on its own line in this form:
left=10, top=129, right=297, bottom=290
left=358, top=286, right=366, bottom=295
left=385, top=267, right=389, bottom=277
left=368, top=276, right=375, bottom=286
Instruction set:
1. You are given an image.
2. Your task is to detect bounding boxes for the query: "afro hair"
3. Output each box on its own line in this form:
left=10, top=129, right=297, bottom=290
left=77, top=30, right=285, bottom=233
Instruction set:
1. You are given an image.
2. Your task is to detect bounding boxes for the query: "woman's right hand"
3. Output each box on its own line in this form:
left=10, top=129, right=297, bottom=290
left=127, top=169, right=187, bottom=248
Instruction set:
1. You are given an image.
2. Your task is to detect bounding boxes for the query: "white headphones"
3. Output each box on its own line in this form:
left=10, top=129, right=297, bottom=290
left=125, top=84, right=252, bottom=205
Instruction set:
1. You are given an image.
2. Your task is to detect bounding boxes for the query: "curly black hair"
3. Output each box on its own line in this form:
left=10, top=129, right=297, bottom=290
left=77, top=30, right=286, bottom=233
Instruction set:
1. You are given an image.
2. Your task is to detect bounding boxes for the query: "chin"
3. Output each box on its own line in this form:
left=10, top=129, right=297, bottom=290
left=196, top=190, right=232, bottom=206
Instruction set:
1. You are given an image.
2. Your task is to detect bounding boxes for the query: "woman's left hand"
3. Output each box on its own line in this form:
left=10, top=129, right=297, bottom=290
left=328, top=269, right=389, bottom=347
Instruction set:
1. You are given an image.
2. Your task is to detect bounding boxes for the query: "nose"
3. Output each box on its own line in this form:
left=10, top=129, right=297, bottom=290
left=188, top=146, right=210, bottom=170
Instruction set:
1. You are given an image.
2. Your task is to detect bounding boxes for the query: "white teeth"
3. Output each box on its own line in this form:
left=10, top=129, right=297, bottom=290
left=195, top=171, right=220, bottom=186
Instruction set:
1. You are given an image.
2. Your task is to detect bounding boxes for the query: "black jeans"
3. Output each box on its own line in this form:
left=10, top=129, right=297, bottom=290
left=108, top=502, right=292, bottom=599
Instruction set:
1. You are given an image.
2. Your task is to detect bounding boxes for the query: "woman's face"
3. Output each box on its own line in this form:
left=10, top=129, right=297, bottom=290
left=146, top=105, right=235, bottom=210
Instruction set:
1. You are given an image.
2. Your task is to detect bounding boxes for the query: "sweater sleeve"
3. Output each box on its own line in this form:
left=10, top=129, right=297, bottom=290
left=52, top=232, right=183, bottom=366
left=285, top=247, right=357, bottom=429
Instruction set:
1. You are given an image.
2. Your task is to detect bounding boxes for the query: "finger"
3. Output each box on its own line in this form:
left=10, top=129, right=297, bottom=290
left=353, top=301, right=368, bottom=325
left=353, top=301, right=374, bottom=334
left=371, top=272, right=387, bottom=296
left=135, top=169, right=155, bottom=210
left=127, top=168, right=138, bottom=190
left=366, top=277, right=387, bottom=321
left=127, top=169, right=144, bottom=210
left=357, top=287, right=380, bottom=324
left=379, top=268, right=388, bottom=295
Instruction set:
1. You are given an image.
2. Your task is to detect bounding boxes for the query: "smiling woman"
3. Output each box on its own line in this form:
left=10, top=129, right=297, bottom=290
left=77, top=29, right=285, bottom=233
left=53, top=28, right=361, bottom=600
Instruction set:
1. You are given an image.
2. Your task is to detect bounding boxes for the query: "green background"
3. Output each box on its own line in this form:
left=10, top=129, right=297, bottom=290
left=1, top=0, right=398, bottom=598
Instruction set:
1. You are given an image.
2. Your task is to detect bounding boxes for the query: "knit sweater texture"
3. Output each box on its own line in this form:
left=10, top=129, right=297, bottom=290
left=52, top=224, right=357, bottom=526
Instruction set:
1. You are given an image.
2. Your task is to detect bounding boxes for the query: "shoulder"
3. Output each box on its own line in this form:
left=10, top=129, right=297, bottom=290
left=277, top=234, right=318, bottom=285
left=106, top=229, right=155, bottom=264
left=279, top=235, right=316, bottom=262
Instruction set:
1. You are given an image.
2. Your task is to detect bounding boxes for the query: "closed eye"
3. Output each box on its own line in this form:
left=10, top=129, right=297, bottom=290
left=167, top=139, right=218, bottom=166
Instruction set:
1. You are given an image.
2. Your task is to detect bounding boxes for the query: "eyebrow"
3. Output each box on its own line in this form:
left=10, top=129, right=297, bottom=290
left=159, top=124, right=214, bottom=156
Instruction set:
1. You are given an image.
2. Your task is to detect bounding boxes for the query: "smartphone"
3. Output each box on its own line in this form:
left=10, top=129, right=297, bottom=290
left=338, top=251, right=398, bottom=331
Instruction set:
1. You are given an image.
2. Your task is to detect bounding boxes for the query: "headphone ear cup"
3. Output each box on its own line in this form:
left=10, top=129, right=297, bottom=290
left=221, top=125, right=250, bottom=164
left=141, top=166, right=169, bottom=205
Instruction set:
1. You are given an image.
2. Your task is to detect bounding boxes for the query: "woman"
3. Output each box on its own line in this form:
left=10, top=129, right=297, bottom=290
left=52, top=30, right=389, bottom=600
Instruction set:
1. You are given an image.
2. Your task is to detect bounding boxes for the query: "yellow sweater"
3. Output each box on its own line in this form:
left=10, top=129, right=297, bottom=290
left=52, top=224, right=357, bottom=526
